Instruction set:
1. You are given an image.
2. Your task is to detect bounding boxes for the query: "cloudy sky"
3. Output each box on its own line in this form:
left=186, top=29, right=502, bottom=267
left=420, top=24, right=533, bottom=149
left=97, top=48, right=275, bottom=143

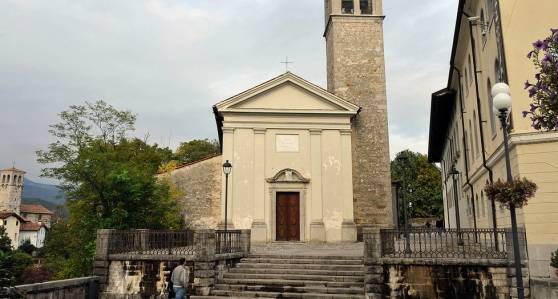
left=0, top=0, right=458, bottom=183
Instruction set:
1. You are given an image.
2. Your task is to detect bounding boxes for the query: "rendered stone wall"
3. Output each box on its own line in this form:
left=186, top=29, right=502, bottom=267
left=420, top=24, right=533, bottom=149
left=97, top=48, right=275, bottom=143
left=12, top=277, right=99, bottom=299
left=325, top=15, right=393, bottom=231
left=164, top=155, right=222, bottom=229
left=383, top=265, right=508, bottom=299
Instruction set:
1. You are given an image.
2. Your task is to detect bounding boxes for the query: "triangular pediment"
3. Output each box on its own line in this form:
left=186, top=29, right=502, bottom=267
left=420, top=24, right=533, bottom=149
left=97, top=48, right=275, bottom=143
left=214, top=72, right=359, bottom=115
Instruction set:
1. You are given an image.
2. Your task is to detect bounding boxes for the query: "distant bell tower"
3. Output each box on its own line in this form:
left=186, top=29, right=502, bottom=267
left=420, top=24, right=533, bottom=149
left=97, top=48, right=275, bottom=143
left=0, top=167, right=25, bottom=214
left=324, top=0, right=392, bottom=234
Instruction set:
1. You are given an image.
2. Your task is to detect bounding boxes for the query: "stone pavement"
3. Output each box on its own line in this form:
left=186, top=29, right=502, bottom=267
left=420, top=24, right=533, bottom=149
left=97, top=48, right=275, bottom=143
left=251, top=242, right=364, bottom=257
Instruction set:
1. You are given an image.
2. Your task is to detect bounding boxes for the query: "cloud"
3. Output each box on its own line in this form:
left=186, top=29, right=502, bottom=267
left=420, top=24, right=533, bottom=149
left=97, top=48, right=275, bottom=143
left=0, top=0, right=458, bottom=182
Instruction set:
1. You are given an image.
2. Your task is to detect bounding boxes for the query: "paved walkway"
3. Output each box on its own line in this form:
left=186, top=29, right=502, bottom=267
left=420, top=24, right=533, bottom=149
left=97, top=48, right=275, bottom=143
left=251, top=242, right=364, bottom=256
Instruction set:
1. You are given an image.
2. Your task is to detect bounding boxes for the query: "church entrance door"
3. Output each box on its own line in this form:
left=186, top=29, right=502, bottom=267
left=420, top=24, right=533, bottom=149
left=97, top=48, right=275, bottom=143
left=275, top=192, right=300, bottom=241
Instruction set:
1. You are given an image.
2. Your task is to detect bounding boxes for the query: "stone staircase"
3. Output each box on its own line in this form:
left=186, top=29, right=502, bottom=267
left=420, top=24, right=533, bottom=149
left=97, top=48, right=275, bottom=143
left=191, top=254, right=365, bottom=299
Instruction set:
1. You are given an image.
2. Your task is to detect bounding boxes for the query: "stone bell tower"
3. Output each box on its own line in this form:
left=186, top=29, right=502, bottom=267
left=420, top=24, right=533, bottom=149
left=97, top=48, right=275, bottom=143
left=324, top=0, right=392, bottom=234
left=0, top=167, right=25, bottom=214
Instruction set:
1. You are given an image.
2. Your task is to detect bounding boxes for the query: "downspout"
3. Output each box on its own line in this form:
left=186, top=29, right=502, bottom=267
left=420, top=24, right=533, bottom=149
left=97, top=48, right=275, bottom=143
left=463, top=11, right=498, bottom=232
left=452, top=65, right=476, bottom=231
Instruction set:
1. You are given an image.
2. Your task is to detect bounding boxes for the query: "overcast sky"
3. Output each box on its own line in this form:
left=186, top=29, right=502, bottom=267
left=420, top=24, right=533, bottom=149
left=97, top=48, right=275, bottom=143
left=0, top=0, right=458, bottom=183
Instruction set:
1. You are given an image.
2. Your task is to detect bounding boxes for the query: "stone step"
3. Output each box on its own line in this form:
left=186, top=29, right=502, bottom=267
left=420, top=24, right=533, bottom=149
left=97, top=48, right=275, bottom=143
left=229, top=268, right=364, bottom=276
left=191, top=296, right=275, bottom=299
left=210, top=290, right=364, bottom=299
left=248, top=255, right=363, bottom=261
left=241, top=258, right=363, bottom=265
left=219, top=278, right=363, bottom=289
left=222, top=273, right=364, bottom=282
left=237, top=263, right=364, bottom=271
left=214, top=284, right=364, bottom=295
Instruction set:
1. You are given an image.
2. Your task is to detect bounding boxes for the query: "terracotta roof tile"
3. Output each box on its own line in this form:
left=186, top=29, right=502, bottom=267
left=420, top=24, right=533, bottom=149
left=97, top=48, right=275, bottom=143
left=0, top=211, right=26, bottom=221
left=20, top=222, right=45, bottom=231
left=20, top=204, right=54, bottom=215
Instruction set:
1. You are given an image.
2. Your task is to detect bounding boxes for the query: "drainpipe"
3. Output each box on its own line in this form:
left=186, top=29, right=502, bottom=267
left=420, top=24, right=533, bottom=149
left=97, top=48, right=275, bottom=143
left=463, top=11, right=498, bottom=234
left=452, top=65, right=476, bottom=232
left=442, top=172, right=451, bottom=229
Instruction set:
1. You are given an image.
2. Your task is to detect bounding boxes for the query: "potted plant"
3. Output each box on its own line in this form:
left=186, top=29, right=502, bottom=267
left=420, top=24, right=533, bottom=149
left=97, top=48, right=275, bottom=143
left=551, top=249, right=558, bottom=278
left=484, top=177, right=537, bottom=209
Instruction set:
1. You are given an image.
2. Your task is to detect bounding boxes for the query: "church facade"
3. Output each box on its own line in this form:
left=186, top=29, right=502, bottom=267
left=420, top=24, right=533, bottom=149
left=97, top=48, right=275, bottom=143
left=168, top=0, right=392, bottom=243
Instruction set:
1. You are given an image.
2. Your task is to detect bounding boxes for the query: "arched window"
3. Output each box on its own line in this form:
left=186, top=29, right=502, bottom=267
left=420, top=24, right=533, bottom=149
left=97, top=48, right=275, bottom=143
left=486, top=0, right=495, bottom=19
left=468, top=55, right=473, bottom=85
left=18, top=176, right=22, bottom=184
left=481, top=191, right=486, bottom=217
left=475, top=194, right=480, bottom=217
left=473, top=111, right=480, bottom=157
left=1, top=175, right=4, bottom=184
left=469, top=120, right=475, bottom=160
left=464, top=69, right=469, bottom=96
left=480, top=10, right=487, bottom=44
left=6, top=175, right=10, bottom=184
left=342, top=0, right=354, bottom=14
left=487, top=78, right=497, bottom=134
left=495, top=59, right=503, bottom=82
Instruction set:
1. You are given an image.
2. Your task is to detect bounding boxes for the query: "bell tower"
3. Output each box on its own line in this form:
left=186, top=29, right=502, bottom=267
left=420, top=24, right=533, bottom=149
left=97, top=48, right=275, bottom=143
left=0, top=167, right=25, bottom=214
left=324, top=0, right=392, bottom=233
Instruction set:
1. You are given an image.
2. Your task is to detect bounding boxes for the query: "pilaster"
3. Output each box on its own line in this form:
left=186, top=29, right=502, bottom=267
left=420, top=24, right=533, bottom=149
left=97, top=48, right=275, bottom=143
left=252, top=128, right=267, bottom=243
left=309, top=129, right=325, bottom=242
left=221, top=127, right=234, bottom=227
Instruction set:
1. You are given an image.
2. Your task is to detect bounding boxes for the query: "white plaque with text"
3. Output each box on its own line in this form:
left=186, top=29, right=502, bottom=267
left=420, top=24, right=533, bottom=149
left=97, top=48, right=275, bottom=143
left=276, top=135, right=299, bottom=152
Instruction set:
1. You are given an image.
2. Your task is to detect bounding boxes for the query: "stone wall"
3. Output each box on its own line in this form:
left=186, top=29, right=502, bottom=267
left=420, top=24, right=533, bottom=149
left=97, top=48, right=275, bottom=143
left=530, top=278, right=558, bottom=299
left=11, top=277, right=100, bottom=299
left=162, top=155, right=222, bottom=229
left=325, top=14, right=393, bottom=232
left=382, top=264, right=509, bottom=299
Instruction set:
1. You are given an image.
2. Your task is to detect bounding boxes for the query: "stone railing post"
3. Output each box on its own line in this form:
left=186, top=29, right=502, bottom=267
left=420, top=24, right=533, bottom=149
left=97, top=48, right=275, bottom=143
left=137, top=229, right=149, bottom=254
left=362, top=228, right=385, bottom=299
left=93, top=229, right=114, bottom=291
left=240, top=229, right=251, bottom=256
left=192, top=230, right=216, bottom=296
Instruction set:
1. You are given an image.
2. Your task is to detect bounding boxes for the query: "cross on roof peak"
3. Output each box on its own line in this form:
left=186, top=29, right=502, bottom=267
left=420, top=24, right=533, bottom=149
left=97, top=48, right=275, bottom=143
left=280, top=56, right=294, bottom=73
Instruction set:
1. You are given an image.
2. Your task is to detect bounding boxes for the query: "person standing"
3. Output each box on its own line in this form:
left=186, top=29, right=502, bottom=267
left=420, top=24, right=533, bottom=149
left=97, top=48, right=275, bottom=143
left=171, top=258, right=188, bottom=299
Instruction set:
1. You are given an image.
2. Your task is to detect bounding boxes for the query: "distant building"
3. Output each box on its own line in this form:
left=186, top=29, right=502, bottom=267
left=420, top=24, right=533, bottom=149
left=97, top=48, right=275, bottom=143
left=0, top=167, right=53, bottom=248
left=0, top=211, right=24, bottom=247
left=20, top=222, right=47, bottom=248
left=21, top=204, right=54, bottom=228
left=428, top=0, right=558, bottom=278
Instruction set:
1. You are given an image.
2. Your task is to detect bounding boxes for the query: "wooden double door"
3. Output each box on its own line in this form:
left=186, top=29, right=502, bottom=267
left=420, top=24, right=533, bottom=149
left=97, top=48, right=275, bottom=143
left=276, top=192, right=300, bottom=241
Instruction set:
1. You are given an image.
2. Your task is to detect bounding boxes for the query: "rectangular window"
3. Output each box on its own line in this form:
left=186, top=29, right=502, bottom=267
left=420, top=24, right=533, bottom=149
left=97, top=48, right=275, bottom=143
left=342, top=0, right=354, bottom=14
left=360, top=0, right=373, bottom=14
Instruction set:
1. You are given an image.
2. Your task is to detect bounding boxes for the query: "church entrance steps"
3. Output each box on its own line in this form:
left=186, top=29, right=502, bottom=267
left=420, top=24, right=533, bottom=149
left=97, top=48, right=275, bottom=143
left=236, top=263, right=363, bottom=271
left=213, top=284, right=364, bottom=295
left=209, top=290, right=363, bottom=299
left=222, top=273, right=364, bottom=283
left=191, top=253, right=365, bottom=299
left=239, top=257, right=363, bottom=265
left=229, top=268, right=363, bottom=276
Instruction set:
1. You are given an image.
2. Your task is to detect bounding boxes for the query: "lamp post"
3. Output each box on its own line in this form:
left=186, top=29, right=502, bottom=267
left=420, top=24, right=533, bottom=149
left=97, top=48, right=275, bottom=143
left=448, top=165, right=464, bottom=246
left=222, top=160, right=232, bottom=232
left=492, top=82, right=524, bottom=299
left=395, top=154, right=411, bottom=252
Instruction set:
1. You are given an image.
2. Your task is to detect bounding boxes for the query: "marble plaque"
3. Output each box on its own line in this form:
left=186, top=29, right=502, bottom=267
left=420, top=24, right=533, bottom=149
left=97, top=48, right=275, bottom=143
left=276, top=135, right=299, bottom=152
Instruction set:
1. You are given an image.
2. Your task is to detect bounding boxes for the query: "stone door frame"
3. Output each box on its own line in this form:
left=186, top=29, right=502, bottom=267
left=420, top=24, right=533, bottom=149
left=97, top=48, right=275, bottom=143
left=269, top=183, right=307, bottom=242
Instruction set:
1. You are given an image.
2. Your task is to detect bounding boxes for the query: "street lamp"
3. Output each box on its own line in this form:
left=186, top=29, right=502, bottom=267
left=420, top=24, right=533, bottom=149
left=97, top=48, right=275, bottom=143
left=395, top=154, right=411, bottom=253
left=492, top=82, right=525, bottom=299
left=222, top=160, right=232, bottom=232
left=448, top=165, right=464, bottom=246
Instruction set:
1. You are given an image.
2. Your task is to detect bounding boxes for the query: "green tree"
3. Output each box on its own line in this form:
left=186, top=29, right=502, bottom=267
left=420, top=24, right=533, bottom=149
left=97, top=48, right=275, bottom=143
left=391, top=150, right=443, bottom=221
left=0, top=226, right=11, bottom=253
left=174, top=139, right=220, bottom=164
left=37, top=100, right=182, bottom=279
left=18, top=240, right=36, bottom=255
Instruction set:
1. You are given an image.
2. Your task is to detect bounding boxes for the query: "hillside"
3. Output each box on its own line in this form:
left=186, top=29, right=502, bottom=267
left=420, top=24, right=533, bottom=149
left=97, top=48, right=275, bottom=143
left=22, top=178, right=66, bottom=206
